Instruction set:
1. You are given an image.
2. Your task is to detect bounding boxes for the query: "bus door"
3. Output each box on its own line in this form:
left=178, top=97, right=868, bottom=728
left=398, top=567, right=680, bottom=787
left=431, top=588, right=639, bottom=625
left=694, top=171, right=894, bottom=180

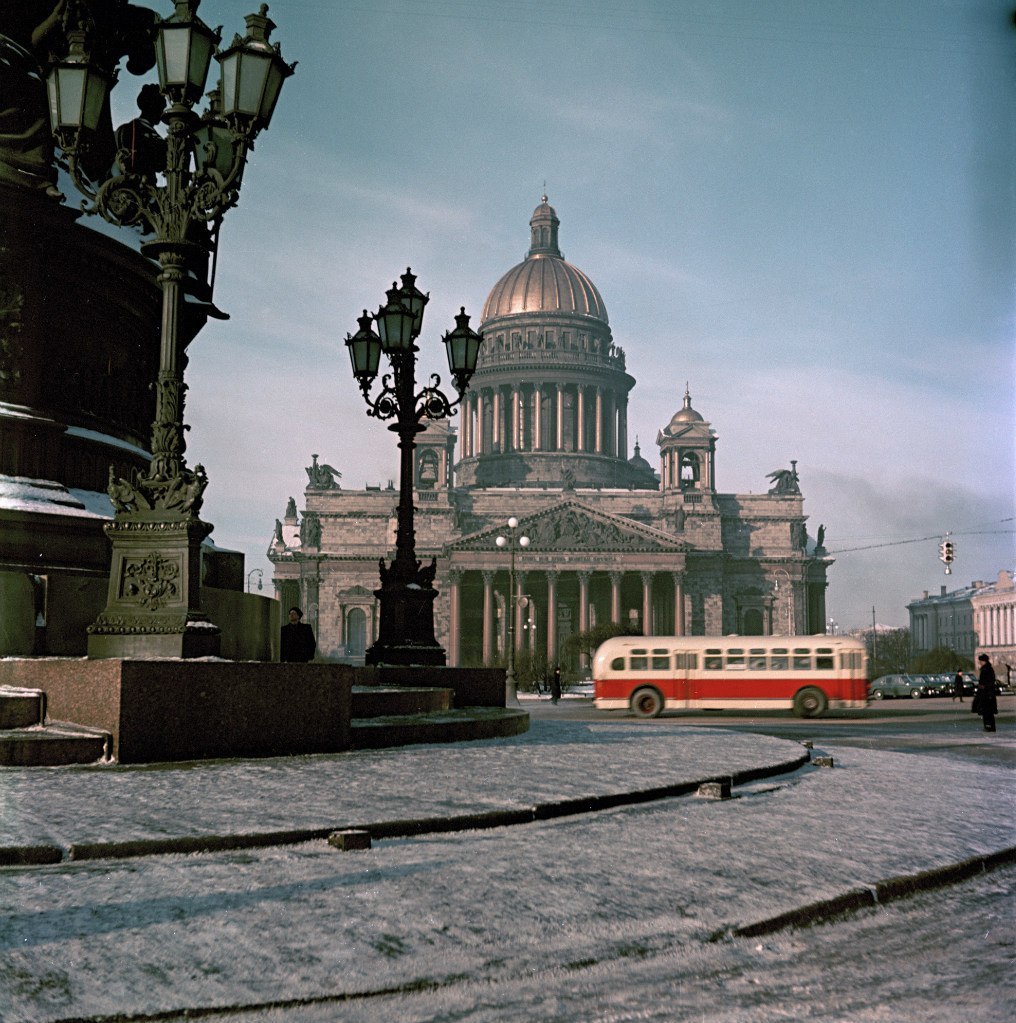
left=672, top=650, right=697, bottom=707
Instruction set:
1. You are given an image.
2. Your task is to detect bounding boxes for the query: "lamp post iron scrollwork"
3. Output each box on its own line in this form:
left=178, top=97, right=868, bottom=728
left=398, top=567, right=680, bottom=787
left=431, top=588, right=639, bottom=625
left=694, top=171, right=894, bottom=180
left=495, top=517, right=529, bottom=704
left=346, top=269, right=482, bottom=666
left=43, top=1, right=294, bottom=658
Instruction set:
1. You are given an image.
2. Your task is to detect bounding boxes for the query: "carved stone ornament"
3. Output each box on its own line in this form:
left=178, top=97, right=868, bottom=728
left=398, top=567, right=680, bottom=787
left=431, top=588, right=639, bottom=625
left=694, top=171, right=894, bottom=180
left=450, top=502, right=688, bottom=554
left=120, top=552, right=180, bottom=610
left=88, top=613, right=191, bottom=636
left=108, top=463, right=209, bottom=518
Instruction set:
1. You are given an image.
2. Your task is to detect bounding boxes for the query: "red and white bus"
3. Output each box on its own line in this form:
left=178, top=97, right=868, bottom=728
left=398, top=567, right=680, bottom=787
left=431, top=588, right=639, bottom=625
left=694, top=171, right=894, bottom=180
left=593, top=635, right=869, bottom=718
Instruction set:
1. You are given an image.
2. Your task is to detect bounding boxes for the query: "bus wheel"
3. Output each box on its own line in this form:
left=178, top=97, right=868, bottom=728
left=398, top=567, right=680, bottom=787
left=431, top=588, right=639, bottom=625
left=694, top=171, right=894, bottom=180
left=631, top=687, right=664, bottom=718
left=793, top=687, right=828, bottom=719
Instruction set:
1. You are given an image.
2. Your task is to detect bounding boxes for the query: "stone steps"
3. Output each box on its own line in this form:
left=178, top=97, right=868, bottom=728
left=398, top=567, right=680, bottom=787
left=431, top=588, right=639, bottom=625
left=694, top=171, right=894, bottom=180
left=0, top=686, right=110, bottom=767
left=0, top=677, right=525, bottom=765
left=351, top=706, right=530, bottom=749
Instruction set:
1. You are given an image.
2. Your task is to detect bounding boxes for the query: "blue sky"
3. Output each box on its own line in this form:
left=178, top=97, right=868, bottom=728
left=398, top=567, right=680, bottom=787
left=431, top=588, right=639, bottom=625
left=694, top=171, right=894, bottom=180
left=103, top=0, right=1014, bottom=629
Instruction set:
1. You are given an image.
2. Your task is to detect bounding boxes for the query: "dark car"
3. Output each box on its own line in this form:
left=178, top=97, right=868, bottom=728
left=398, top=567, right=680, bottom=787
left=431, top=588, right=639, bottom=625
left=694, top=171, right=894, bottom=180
left=925, top=673, right=975, bottom=697
left=916, top=674, right=952, bottom=697
left=869, top=674, right=927, bottom=700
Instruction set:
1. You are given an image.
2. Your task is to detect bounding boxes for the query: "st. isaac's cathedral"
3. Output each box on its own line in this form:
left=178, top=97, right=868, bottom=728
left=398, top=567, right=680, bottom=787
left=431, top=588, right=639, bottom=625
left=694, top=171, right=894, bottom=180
left=269, top=197, right=831, bottom=667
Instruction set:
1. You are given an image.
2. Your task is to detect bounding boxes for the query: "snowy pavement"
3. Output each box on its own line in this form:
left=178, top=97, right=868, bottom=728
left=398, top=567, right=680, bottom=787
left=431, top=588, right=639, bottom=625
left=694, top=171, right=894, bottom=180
left=0, top=718, right=1014, bottom=1022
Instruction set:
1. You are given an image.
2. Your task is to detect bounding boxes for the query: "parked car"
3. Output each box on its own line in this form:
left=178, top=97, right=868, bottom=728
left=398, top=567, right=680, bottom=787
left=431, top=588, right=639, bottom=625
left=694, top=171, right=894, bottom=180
left=914, top=673, right=951, bottom=697
left=868, top=674, right=927, bottom=700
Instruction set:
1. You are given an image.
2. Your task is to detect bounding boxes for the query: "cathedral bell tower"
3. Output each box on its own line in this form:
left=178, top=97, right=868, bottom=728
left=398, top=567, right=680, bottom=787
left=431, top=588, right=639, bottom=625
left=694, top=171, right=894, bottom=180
left=657, top=387, right=716, bottom=493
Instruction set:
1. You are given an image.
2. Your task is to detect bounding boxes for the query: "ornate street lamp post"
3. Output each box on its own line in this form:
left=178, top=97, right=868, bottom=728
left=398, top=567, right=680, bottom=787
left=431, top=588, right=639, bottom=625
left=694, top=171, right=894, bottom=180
left=346, top=269, right=482, bottom=666
left=496, top=517, right=529, bottom=704
left=44, top=2, right=294, bottom=658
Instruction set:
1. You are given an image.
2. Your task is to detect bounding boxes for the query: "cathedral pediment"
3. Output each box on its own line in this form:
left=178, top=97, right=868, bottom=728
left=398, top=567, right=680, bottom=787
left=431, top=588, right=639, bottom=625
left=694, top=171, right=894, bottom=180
left=447, top=500, right=689, bottom=554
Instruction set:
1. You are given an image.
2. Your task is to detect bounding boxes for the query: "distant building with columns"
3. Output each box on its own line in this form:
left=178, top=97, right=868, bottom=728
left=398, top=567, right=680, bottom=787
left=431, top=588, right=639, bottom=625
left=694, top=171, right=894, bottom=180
left=971, top=570, right=1016, bottom=681
left=270, top=198, right=831, bottom=669
left=908, top=569, right=1015, bottom=678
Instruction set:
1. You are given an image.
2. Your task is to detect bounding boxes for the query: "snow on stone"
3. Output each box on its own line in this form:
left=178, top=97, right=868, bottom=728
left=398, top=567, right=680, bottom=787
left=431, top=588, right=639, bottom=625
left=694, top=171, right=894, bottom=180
left=0, top=720, right=1011, bottom=1023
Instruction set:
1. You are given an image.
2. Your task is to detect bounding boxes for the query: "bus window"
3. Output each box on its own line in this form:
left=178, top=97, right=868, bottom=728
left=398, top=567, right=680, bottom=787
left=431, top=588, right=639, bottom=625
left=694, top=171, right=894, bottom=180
left=749, top=649, right=767, bottom=670
left=841, top=651, right=862, bottom=670
left=610, top=656, right=625, bottom=670
left=793, top=648, right=812, bottom=670
left=704, top=648, right=723, bottom=670
left=676, top=652, right=698, bottom=670
left=651, top=649, right=670, bottom=670
left=816, top=648, right=834, bottom=670
left=726, top=648, right=745, bottom=669
left=631, top=649, right=648, bottom=670
left=771, top=648, right=788, bottom=670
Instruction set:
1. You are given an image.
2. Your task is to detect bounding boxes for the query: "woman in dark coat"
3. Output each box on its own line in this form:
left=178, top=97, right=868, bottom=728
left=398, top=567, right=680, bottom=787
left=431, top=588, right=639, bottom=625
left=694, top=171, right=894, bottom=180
left=974, top=654, right=998, bottom=732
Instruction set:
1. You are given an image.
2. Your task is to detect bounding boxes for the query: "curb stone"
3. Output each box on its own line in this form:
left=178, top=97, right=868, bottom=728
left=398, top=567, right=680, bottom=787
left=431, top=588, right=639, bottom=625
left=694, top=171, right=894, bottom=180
left=0, top=754, right=811, bottom=868
left=708, top=846, right=1016, bottom=942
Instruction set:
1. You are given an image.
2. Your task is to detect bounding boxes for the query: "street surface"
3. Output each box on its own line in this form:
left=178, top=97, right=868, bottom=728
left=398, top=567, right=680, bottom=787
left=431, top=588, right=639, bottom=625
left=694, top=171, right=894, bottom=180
left=1, top=700, right=1012, bottom=1023
left=526, top=692, right=1016, bottom=767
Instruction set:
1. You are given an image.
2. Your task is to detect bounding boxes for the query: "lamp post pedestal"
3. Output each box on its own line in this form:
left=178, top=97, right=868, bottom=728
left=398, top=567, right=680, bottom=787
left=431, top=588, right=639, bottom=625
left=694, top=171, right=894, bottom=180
left=367, top=568, right=445, bottom=667
left=87, top=512, right=220, bottom=659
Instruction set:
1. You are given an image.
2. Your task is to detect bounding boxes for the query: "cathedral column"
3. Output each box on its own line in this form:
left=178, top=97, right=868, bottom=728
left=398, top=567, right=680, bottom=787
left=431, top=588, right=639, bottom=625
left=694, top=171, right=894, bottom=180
left=595, top=388, right=603, bottom=453
left=546, top=570, right=559, bottom=665
left=448, top=569, right=461, bottom=666
left=533, top=384, right=542, bottom=451
left=606, top=391, right=616, bottom=456
left=556, top=383, right=564, bottom=451
left=576, top=387, right=585, bottom=452
left=476, top=391, right=485, bottom=455
left=512, top=387, right=521, bottom=451
left=672, top=571, right=685, bottom=637
left=578, top=570, right=591, bottom=670
left=492, top=388, right=501, bottom=452
left=481, top=570, right=495, bottom=664
left=578, top=571, right=591, bottom=633
left=641, top=571, right=653, bottom=635
left=610, top=571, right=622, bottom=625
left=461, top=395, right=471, bottom=458
left=618, top=396, right=628, bottom=460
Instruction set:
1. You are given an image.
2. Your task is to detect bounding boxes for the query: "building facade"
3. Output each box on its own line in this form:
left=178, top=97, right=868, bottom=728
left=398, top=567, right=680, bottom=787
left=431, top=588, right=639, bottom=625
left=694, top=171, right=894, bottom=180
left=270, top=199, right=832, bottom=668
left=971, top=570, right=1016, bottom=681
left=908, top=570, right=1015, bottom=678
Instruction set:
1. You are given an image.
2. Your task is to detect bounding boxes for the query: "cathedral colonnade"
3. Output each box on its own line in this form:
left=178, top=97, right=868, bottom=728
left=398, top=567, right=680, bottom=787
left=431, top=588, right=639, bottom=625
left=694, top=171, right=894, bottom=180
left=460, top=383, right=628, bottom=459
left=444, top=565, right=687, bottom=669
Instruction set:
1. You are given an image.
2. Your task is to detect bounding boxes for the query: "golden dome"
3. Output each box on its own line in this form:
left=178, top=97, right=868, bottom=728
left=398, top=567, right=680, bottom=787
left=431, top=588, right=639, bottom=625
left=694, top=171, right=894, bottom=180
left=481, top=197, right=609, bottom=324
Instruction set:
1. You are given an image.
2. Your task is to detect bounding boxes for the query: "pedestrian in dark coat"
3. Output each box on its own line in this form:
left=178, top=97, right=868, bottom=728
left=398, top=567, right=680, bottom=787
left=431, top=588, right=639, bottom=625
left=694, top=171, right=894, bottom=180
left=281, top=607, right=316, bottom=663
left=973, top=654, right=998, bottom=732
left=550, top=665, right=562, bottom=705
left=952, top=670, right=965, bottom=702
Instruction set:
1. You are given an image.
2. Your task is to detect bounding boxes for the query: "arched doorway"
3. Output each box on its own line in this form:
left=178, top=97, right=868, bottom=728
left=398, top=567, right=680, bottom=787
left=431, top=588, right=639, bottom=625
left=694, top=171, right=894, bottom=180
left=743, top=608, right=764, bottom=636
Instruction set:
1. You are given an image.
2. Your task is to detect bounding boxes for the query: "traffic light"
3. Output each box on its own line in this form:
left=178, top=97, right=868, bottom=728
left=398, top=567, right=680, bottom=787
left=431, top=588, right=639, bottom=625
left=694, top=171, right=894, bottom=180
left=938, top=539, right=955, bottom=573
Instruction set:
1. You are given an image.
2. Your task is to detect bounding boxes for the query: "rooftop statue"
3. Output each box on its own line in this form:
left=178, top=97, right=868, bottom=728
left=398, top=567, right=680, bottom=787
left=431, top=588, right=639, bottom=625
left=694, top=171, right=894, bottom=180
left=306, top=453, right=341, bottom=490
left=766, top=461, right=801, bottom=496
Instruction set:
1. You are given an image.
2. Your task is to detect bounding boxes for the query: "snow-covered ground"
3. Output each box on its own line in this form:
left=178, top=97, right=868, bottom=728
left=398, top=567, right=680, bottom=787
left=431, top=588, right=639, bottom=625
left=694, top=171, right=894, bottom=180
left=0, top=720, right=1013, bottom=1022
